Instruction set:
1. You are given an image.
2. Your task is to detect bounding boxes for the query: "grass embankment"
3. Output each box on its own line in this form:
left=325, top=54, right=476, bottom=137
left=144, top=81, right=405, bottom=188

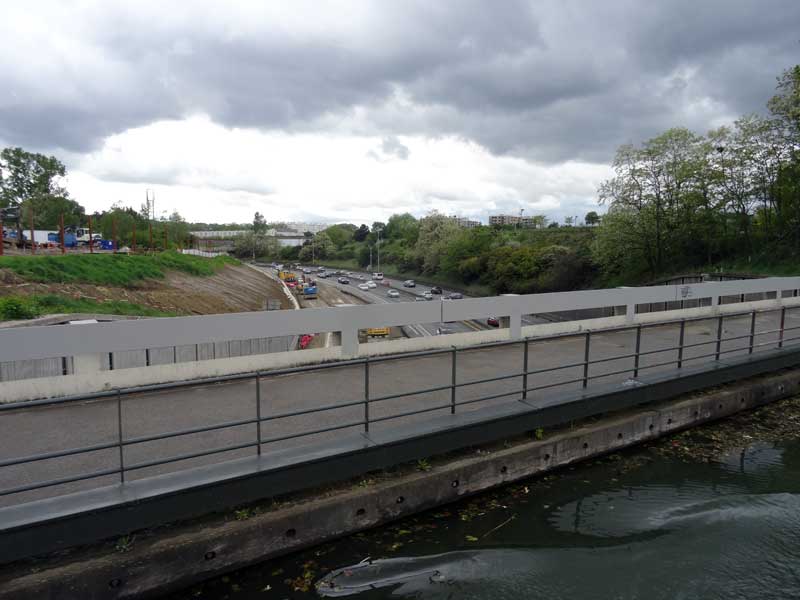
left=300, top=258, right=493, bottom=296
left=0, top=251, right=238, bottom=286
left=0, top=294, right=178, bottom=320
left=0, top=251, right=239, bottom=320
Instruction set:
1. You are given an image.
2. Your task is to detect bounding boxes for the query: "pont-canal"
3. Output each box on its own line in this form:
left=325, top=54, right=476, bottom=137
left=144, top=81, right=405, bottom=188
left=165, top=399, right=800, bottom=599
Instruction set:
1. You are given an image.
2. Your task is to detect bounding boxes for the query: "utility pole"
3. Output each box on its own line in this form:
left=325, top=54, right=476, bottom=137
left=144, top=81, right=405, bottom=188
left=375, top=227, right=382, bottom=271
left=59, top=213, right=65, bottom=254
left=29, top=206, right=35, bottom=255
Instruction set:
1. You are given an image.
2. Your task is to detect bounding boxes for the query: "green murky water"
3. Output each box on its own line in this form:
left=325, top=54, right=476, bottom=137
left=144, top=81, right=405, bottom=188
left=168, top=439, right=800, bottom=599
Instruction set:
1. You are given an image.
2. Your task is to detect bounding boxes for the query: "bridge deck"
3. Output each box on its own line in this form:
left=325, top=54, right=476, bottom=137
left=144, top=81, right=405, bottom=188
left=1, top=307, right=798, bottom=509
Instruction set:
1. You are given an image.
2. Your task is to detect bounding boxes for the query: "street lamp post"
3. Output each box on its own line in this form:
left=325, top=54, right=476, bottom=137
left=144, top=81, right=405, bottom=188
left=376, top=228, right=382, bottom=272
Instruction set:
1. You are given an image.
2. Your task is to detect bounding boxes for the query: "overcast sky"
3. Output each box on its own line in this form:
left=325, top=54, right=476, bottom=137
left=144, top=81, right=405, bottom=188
left=1, top=1, right=798, bottom=225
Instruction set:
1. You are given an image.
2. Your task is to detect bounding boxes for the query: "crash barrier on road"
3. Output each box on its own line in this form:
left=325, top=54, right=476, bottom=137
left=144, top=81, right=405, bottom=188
left=1, top=277, right=799, bottom=395
left=179, top=249, right=228, bottom=258
left=2, top=302, right=800, bottom=562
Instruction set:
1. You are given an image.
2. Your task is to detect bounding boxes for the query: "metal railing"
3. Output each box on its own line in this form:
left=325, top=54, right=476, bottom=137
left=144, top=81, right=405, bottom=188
left=2, top=305, right=800, bottom=502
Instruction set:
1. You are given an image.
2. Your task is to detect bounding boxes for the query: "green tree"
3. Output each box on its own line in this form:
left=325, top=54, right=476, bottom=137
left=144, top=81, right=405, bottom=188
left=413, top=211, right=461, bottom=273
left=384, top=213, right=419, bottom=244
left=584, top=211, right=600, bottom=226
left=252, top=212, right=267, bottom=236
left=0, top=147, right=68, bottom=209
left=768, top=65, right=800, bottom=144
left=353, top=224, right=370, bottom=242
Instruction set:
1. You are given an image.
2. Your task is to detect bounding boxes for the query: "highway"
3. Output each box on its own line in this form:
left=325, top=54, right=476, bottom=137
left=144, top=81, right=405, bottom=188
left=302, top=264, right=528, bottom=337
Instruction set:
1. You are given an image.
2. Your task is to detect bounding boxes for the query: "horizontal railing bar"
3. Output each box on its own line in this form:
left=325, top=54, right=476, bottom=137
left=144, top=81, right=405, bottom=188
left=524, top=360, right=588, bottom=377
left=526, top=376, right=586, bottom=393
left=457, top=388, right=524, bottom=407
left=0, top=441, right=120, bottom=469
left=123, top=417, right=258, bottom=447
left=586, top=366, right=638, bottom=381
left=635, top=358, right=687, bottom=372
left=368, top=403, right=453, bottom=425
left=587, top=351, right=639, bottom=365
left=262, top=398, right=367, bottom=420
left=0, top=467, right=121, bottom=498
left=259, top=420, right=366, bottom=445
left=369, top=384, right=453, bottom=404
left=124, top=441, right=258, bottom=473
left=456, top=370, right=525, bottom=388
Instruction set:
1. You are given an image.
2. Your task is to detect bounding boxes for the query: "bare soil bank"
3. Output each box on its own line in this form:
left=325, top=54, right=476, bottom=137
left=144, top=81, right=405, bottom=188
left=0, top=264, right=288, bottom=315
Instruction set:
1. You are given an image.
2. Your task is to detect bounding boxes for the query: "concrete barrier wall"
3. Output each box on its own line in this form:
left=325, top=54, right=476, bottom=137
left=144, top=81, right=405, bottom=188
left=3, top=295, right=799, bottom=404
left=2, top=277, right=799, bottom=392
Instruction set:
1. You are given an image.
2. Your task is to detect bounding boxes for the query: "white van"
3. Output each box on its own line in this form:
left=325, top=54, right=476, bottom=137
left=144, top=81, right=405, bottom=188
left=372, top=272, right=384, bottom=280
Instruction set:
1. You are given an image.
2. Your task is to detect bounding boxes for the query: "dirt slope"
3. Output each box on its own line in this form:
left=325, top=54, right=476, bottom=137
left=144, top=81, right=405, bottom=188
left=0, top=264, right=288, bottom=315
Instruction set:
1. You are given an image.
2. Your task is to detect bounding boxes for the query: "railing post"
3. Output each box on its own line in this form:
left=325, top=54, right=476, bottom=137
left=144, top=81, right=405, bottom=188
left=117, top=389, right=125, bottom=483
left=779, top=307, right=786, bottom=349
left=677, top=320, right=685, bottom=368
left=582, top=331, right=591, bottom=388
left=633, top=325, right=642, bottom=378
left=715, top=315, right=724, bottom=361
left=364, top=357, right=370, bottom=433
left=748, top=311, right=756, bottom=355
left=255, top=372, right=262, bottom=456
left=450, top=346, right=457, bottom=414
left=522, top=338, right=529, bottom=400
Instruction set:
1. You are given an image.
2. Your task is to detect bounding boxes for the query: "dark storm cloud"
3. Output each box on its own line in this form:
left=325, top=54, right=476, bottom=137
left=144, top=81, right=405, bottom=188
left=1, top=0, right=798, bottom=164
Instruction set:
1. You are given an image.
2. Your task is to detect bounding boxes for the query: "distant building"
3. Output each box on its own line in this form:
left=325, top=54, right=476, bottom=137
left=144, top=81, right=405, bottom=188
left=489, top=214, right=536, bottom=228
left=286, top=222, right=327, bottom=234
left=448, top=215, right=481, bottom=228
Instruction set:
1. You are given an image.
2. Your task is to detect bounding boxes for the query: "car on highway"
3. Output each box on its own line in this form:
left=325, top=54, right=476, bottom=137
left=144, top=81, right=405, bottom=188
left=430, top=286, right=443, bottom=294
left=414, top=297, right=427, bottom=302
left=337, top=277, right=350, bottom=284
left=447, top=292, right=463, bottom=300
left=373, top=272, right=384, bottom=280
left=487, top=316, right=500, bottom=327
left=387, top=289, right=400, bottom=298
left=402, top=280, right=416, bottom=287
left=366, top=281, right=377, bottom=289
left=436, top=325, right=453, bottom=335
left=422, top=291, right=433, bottom=300
left=303, top=268, right=312, bottom=274
left=358, top=283, right=370, bottom=291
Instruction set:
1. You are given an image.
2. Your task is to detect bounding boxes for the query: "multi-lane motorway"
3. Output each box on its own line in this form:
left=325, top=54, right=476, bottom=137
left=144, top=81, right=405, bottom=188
left=300, top=266, right=483, bottom=337
left=301, top=265, right=551, bottom=336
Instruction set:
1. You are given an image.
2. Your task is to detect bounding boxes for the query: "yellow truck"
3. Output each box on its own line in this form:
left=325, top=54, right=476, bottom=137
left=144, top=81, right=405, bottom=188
left=366, top=327, right=390, bottom=338
left=279, top=271, right=298, bottom=287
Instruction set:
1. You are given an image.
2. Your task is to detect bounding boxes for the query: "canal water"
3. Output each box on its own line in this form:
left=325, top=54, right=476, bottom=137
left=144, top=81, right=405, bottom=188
left=169, top=439, right=800, bottom=599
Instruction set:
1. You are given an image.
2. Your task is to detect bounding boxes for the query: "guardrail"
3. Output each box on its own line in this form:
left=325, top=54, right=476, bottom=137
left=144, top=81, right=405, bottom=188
left=2, top=303, right=798, bottom=503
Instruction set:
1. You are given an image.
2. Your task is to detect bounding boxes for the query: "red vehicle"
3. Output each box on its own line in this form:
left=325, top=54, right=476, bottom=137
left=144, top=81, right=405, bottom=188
left=487, top=317, right=500, bottom=327
left=299, top=334, right=315, bottom=349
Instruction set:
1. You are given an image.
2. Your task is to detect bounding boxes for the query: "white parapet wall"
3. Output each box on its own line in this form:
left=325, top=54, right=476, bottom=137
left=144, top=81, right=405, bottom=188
left=2, top=294, right=799, bottom=404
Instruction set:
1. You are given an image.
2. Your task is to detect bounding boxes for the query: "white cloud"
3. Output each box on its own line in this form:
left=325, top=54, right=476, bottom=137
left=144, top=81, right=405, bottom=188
left=67, top=116, right=611, bottom=224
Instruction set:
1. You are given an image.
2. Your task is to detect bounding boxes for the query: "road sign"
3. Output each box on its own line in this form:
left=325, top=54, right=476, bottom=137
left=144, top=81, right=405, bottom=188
left=0, top=206, right=20, bottom=222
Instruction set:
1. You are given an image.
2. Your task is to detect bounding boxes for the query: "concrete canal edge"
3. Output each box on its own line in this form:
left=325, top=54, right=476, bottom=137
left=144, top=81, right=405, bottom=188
left=2, top=367, right=799, bottom=599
